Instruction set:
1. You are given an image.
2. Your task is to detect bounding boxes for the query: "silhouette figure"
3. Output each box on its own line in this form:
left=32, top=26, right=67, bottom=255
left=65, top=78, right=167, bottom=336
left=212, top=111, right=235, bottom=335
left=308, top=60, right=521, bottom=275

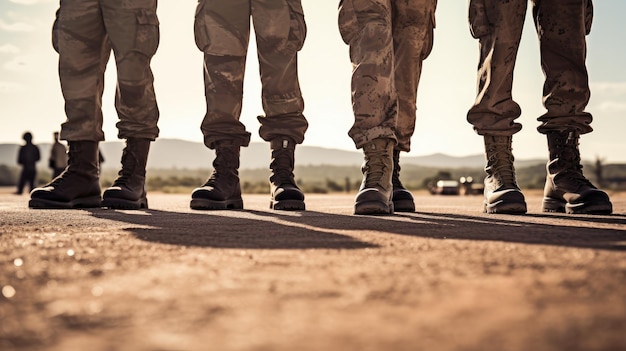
left=16, top=132, right=40, bottom=195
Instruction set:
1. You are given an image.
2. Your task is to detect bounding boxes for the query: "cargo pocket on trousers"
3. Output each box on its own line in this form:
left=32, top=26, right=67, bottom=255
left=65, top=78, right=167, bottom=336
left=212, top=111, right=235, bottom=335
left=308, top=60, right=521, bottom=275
left=134, top=8, right=160, bottom=57
left=52, top=10, right=60, bottom=53
left=468, top=0, right=491, bottom=39
left=285, top=0, right=307, bottom=54
left=194, top=0, right=211, bottom=52
left=338, top=0, right=358, bottom=45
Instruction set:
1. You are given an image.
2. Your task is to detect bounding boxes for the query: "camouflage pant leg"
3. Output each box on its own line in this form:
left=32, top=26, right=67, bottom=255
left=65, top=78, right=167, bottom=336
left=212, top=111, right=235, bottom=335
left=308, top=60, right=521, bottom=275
left=254, top=0, right=308, bottom=144
left=466, top=0, right=526, bottom=137
left=54, top=0, right=160, bottom=142
left=339, top=0, right=397, bottom=149
left=195, top=0, right=252, bottom=149
left=103, top=0, right=160, bottom=141
left=534, top=0, right=593, bottom=135
left=54, top=0, right=110, bottom=142
left=392, top=0, right=437, bottom=152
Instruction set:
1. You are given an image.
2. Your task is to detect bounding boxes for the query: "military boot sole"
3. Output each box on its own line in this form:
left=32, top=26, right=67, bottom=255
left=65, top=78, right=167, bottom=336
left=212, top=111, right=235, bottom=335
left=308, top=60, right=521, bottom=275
left=393, top=199, right=415, bottom=212
left=28, top=195, right=102, bottom=209
left=354, top=200, right=394, bottom=215
left=190, top=198, right=244, bottom=210
left=102, top=197, right=148, bottom=210
left=484, top=200, right=527, bottom=214
left=542, top=197, right=613, bottom=215
left=271, top=199, right=305, bottom=211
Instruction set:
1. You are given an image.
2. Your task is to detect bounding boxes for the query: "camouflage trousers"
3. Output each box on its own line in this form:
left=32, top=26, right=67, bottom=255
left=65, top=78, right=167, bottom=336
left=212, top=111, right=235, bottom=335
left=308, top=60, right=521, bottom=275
left=467, top=0, right=594, bottom=136
left=53, top=0, right=160, bottom=142
left=194, top=0, right=309, bottom=149
left=338, top=0, right=437, bottom=152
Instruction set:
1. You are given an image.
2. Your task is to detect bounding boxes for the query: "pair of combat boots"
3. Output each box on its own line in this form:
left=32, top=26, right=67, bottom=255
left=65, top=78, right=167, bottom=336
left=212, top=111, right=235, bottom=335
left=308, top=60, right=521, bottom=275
left=482, top=131, right=612, bottom=215
left=190, top=137, right=306, bottom=211
left=28, top=139, right=151, bottom=210
left=354, top=138, right=415, bottom=215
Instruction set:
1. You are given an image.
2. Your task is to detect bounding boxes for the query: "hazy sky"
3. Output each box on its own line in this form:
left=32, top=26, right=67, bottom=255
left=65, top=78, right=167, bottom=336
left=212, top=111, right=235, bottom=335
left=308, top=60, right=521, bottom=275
left=1, top=0, right=626, bottom=163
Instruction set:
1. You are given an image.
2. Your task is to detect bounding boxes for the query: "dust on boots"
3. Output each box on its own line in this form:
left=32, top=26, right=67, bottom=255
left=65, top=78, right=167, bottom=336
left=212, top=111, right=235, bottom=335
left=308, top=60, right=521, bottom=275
left=269, top=138, right=305, bottom=211
left=102, top=138, right=151, bottom=210
left=190, top=144, right=243, bottom=210
left=482, top=135, right=527, bottom=214
left=354, top=138, right=395, bottom=215
left=29, top=141, right=102, bottom=209
left=542, top=131, right=612, bottom=214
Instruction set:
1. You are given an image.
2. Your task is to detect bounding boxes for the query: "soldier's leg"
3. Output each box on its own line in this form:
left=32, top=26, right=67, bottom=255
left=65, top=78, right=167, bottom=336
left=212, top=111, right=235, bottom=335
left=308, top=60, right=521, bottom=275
left=55, top=0, right=109, bottom=142
left=253, top=0, right=308, bottom=210
left=533, top=0, right=611, bottom=214
left=339, top=0, right=396, bottom=215
left=100, top=0, right=160, bottom=209
left=196, top=0, right=252, bottom=149
left=467, top=0, right=528, bottom=214
left=190, top=0, right=251, bottom=210
left=29, top=0, right=104, bottom=209
left=390, top=0, right=437, bottom=212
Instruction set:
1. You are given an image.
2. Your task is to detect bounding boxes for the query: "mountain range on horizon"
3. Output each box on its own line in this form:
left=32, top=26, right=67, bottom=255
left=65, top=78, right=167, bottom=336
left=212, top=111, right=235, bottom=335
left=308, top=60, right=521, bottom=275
left=0, top=138, right=548, bottom=170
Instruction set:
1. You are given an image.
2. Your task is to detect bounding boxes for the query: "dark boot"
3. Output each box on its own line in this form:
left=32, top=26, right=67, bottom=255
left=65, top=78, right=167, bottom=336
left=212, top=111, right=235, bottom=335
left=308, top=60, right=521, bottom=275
left=269, top=137, right=305, bottom=210
left=354, top=138, right=395, bottom=215
left=482, top=135, right=527, bottom=214
left=102, top=138, right=151, bottom=209
left=392, top=149, right=415, bottom=212
left=190, top=143, right=243, bottom=210
left=29, top=141, right=101, bottom=209
left=543, top=131, right=612, bottom=214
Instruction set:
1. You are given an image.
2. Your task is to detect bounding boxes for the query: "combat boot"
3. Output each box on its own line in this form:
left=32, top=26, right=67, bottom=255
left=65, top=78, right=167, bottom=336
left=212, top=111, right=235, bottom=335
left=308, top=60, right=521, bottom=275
left=190, top=143, right=243, bottom=210
left=354, top=138, right=395, bottom=215
left=29, top=141, right=101, bottom=209
left=102, top=138, right=151, bottom=209
left=392, top=149, right=415, bottom=212
left=482, top=135, right=527, bottom=214
left=542, top=131, right=612, bottom=214
left=269, top=137, right=305, bottom=210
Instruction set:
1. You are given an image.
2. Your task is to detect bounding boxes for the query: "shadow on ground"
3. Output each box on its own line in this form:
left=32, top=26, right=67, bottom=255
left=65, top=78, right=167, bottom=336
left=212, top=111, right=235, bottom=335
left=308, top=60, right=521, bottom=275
left=89, top=207, right=626, bottom=251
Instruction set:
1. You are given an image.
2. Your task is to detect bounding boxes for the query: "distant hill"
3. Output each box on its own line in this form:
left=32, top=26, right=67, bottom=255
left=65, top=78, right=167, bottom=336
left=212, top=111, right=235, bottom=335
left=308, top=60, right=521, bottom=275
left=1, top=138, right=547, bottom=170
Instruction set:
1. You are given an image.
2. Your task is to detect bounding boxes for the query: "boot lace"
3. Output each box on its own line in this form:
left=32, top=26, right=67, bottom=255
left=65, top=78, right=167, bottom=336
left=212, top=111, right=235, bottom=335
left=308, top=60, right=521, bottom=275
left=270, top=148, right=295, bottom=186
left=487, top=145, right=517, bottom=188
left=363, top=149, right=389, bottom=188
left=555, top=137, right=594, bottom=187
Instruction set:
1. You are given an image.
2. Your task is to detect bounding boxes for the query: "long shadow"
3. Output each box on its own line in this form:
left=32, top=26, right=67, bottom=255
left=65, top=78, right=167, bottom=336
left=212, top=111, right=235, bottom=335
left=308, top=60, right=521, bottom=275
left=88, top=208, right=377, bottom=250
left=245, top=209, right=626, bottom=251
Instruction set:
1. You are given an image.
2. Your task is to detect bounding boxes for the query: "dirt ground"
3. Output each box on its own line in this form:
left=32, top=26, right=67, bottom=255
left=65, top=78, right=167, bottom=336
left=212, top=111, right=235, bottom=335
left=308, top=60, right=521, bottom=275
left=1, top=187, right=625, bottom=351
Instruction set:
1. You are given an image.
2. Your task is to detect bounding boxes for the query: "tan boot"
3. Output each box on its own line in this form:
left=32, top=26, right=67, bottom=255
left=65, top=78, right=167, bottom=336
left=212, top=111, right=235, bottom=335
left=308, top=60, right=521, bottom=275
left=354, top=138, right=395, bottom=215
left=543, top=131, right=612, bottom=214
left=482, top=135, right=527, bottom=214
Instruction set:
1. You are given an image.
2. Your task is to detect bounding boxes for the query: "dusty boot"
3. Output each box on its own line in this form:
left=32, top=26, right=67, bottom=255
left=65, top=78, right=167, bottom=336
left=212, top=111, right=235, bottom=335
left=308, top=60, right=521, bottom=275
left=482, top=135, right=527, bottom=214
left=102, top=138, right=151, bottom=209
left=392, top=149, right=415, bottom=212
left=543, top=131, right=612, bottom=214
left=190, top=143, right=243, bottom=210
left=29, top=141, right=101, bottom=209
left=269, top=137, right=305, bottom=210
left=354, top=138, right=395, bottom=215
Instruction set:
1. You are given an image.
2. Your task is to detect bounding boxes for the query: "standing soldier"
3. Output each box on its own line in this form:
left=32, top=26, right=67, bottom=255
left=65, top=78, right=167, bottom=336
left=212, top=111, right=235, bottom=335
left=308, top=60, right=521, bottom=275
left=190, top=0, right=309, bottom=211
left=467, top=0, right=612, bottom=214
left=338, top=0, right=438, bottom=215
left=15, top=132, right=40, bottom=195
left=29, top=0, right=160, bottom=210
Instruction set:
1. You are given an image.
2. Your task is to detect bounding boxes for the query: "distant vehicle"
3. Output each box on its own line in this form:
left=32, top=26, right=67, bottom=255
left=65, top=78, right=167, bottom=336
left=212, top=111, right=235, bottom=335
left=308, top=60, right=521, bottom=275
left=459, top=176, right=484, bottom=195
left=431, top=180, right=460, bottom=195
